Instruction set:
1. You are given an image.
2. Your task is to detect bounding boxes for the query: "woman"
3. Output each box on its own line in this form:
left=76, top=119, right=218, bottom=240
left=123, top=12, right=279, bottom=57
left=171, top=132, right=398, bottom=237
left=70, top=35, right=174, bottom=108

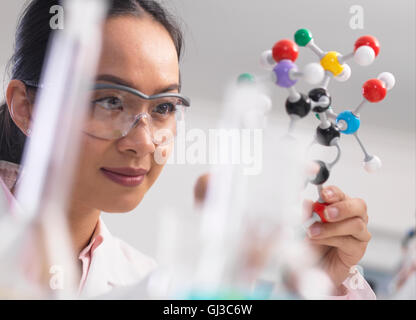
left=0, top=0, right=374, bottom=299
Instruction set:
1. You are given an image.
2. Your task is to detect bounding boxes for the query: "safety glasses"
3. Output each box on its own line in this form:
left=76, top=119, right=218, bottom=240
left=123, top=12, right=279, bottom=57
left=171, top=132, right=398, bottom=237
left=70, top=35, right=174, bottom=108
left=21, top=80, right=191, bottom=145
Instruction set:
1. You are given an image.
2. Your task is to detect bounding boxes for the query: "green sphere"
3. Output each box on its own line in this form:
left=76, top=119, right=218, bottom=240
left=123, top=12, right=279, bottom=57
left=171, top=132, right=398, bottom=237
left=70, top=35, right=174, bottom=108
left=237, top=73, right=256, bottom=84
left=294, top=28, right=313, bottom=47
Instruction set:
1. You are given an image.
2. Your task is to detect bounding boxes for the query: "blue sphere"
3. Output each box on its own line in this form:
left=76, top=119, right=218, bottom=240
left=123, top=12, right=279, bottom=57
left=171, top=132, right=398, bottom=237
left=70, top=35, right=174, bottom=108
left=336, top=111, right=360, bottom=134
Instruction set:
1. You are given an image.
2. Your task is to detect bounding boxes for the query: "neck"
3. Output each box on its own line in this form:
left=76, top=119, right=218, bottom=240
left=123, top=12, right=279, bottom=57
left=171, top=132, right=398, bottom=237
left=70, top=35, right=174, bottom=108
left=67, top=200, right=101, bottom=257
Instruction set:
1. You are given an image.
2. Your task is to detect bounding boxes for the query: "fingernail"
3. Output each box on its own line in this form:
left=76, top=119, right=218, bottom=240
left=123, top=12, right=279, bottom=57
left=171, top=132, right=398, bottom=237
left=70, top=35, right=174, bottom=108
left=325, top=207, right=339, bottom=220
left=323, top=189, right=334, bottom=199
left=308, top=225, right=321, bottom=237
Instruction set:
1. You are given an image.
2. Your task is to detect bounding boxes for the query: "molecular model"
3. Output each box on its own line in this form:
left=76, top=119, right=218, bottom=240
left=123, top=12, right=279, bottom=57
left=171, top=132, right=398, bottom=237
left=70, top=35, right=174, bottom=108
left=245, top=28, right=396, bottom=226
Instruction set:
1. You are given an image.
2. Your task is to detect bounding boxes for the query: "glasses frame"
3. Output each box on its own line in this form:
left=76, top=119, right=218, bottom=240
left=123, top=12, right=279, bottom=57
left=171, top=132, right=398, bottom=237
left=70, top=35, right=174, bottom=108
left=20, top=79, right=191, bottom=142
left=20, top=80, right=191, bottom=107
left=94, top=83, right=191, bottom=107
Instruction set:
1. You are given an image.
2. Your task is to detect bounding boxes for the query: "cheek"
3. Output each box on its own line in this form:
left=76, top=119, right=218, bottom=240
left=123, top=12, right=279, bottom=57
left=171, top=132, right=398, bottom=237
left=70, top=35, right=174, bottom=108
left=153, top=141, right=173, bottom=166
left=69, top=134, right=163, bottom=212
left=145, top=141, right=174, bottom=189
left=76, top=134, right=108, bottom=176
left=70, top=135, right=112, bottom=204
left=70, top=133, right=173, bottom=212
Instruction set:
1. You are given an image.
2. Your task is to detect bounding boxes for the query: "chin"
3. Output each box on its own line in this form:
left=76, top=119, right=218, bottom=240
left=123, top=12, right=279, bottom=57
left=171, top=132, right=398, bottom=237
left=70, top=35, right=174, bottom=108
left=101, top=193, right=145, bottom=213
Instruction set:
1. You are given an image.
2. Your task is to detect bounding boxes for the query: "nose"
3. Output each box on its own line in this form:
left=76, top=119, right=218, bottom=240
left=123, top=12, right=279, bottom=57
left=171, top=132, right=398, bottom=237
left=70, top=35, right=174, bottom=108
left=117, top=114, right=156, bottom=156
left=132, top=113, right=150, bottom=129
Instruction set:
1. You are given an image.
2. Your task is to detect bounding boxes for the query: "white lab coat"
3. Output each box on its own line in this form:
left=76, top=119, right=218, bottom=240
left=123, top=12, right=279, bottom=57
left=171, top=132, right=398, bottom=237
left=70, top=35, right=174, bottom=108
left=79, top=218, right=157, bottom=298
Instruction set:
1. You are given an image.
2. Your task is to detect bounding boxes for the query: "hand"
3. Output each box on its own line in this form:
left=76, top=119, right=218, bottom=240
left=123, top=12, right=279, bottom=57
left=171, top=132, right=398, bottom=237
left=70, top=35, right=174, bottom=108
left=304, top=185, right=372, bottom=291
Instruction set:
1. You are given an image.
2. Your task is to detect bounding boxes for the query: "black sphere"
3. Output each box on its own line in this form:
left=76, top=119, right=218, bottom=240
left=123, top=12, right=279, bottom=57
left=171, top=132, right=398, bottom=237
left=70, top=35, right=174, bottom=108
left=308, top=88, right=331, bottom=113
left=310, top=160, right=330, bottom=185
left=316, top=124, right=340, bottom=146
left=285, top=94, right=311, bottom=118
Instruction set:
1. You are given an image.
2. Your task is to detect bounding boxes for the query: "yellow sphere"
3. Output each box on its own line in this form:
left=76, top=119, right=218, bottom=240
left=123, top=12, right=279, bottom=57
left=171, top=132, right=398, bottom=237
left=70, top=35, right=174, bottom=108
left=320, top=51, right=344, bottom=76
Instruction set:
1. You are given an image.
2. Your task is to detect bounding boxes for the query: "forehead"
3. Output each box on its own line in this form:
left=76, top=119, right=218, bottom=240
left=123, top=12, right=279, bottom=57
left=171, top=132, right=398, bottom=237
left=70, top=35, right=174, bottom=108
left=97, top=15, right=179, bottom=94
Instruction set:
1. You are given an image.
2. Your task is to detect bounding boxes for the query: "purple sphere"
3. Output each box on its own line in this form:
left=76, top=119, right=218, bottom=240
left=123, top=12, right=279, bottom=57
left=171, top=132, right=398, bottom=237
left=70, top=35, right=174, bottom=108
left=273, top=59, right=298, bottom=88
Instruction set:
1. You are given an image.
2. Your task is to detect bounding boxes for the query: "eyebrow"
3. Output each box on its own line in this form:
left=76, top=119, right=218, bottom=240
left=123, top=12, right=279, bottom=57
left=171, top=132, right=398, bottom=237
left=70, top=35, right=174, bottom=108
left=95, top=74, right=181, bottom=94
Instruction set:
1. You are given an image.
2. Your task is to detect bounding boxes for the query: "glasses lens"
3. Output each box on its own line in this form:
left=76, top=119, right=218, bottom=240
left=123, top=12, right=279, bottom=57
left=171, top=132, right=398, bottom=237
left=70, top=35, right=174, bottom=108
left=84, top=88, right=185, bottom=143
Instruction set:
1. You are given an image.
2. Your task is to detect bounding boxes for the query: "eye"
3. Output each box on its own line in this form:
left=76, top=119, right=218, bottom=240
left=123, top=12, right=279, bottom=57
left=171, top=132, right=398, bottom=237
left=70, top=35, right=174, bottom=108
left=92, top=96, right=123, bottom=111
left=153, top=102, right=176, bottom=115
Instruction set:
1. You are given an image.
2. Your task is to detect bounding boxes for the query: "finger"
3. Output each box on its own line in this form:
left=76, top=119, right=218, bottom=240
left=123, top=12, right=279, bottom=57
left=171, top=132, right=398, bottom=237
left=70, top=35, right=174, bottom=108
left=308, top=235, right=368, bottom=258
left=321, top=185, right=347, bottom=204
left=194, top=173, right=211, bottom=205
left=307, top=218, right=372, bottom=242
left=323, top=198, right=368, bottom=223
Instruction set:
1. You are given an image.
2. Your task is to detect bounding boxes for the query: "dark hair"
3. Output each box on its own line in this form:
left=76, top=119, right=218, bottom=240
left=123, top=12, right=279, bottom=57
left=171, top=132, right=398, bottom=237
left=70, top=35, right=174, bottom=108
left=0, top=0, right=184, bottom=164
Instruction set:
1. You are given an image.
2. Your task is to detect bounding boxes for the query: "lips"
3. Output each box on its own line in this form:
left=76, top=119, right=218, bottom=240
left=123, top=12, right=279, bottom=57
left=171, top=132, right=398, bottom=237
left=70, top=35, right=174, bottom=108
left=100, top=167, right=148, bottom=187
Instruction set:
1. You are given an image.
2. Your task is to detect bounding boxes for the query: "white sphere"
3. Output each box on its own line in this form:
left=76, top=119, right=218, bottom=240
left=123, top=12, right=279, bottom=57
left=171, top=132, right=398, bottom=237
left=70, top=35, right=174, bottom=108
left=363, top=155, right=382, bottom=173
left=335, top=64, right=351, bottom=82
left=260, top=50, right=276, bottom=70
left=354, top=46, right=375, bottom=66
left=302, top=63, right=325, bottom=84
left=378, top=72, right=396, bottom=90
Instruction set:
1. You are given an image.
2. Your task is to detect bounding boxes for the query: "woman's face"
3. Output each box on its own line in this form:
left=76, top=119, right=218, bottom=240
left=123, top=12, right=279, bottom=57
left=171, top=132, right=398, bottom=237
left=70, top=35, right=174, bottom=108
left=70, top=15, right=180, bottom=213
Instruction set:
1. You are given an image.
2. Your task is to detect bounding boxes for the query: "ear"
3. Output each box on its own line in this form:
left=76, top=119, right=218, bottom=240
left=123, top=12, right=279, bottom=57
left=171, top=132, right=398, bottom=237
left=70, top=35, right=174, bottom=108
left=5, top=80, right=34, bottom=136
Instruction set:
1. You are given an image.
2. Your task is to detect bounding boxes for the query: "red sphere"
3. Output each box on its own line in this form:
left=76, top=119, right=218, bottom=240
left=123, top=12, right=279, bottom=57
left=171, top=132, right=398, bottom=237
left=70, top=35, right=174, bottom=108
left=362, top=79, right=387, bottom=103
left=354, top=35, right=380, bottom=57
left=272, top=39, right=299, bottom=63
left=312, top=201, right=329, bottom=223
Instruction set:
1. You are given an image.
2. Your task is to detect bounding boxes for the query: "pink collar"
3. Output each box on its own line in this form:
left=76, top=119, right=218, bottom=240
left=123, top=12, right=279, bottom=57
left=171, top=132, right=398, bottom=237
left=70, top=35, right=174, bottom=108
left=78, top=218, right=105, bottom=295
